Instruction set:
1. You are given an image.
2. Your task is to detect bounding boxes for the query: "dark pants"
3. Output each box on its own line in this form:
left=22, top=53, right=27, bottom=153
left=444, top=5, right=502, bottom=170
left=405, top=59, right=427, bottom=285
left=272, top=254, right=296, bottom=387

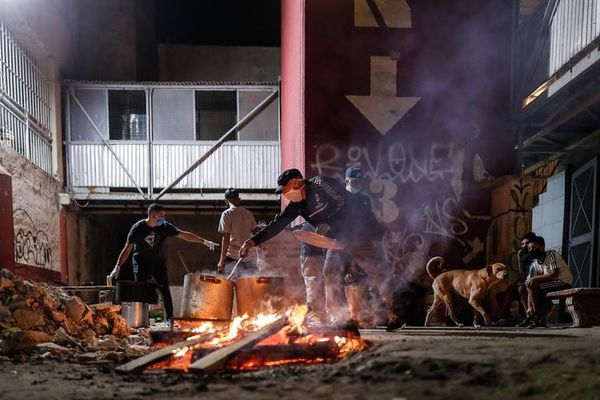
left=323, top=241, right=391, bottom=322
left=133, top=258, right=174, bottom=319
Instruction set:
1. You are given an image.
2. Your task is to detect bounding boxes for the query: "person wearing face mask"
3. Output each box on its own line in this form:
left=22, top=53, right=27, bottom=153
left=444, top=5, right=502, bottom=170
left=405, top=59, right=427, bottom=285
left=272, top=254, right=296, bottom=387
left=239, top=168, right=398, bottom=329
left=517, top=235, right=573, bottom=328
left=343, top=166, right=378, bottom=284
left=109, top=203, right=217, bottom=324
left=217, top=188, right=259, bottom=278
left=344, top=166, right=372, bottom=208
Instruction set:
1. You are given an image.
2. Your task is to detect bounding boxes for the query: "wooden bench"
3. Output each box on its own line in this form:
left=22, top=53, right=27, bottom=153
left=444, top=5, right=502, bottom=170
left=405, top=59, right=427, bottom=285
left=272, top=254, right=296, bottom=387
left=546, top=288, right=600, bottom=327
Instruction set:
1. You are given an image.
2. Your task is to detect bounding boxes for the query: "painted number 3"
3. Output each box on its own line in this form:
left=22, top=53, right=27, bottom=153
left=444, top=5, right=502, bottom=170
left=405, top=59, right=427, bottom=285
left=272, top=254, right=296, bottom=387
left=370, top=178, right=399, bottom=223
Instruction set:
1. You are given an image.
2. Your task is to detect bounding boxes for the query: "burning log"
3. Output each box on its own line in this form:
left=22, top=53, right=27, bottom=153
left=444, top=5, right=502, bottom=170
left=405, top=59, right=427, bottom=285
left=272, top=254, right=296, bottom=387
left=115, top=331, right=221, bottom=373
left=188, top=316, right=288, bottom=373
left=226, top=341, right=340, bottom=370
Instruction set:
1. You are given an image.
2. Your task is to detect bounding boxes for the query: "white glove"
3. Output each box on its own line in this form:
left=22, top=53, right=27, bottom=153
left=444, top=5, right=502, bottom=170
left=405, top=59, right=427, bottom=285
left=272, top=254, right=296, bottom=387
left=203, top=239, right=219, bottom=251
left=108, top=264, right=120, bottom=281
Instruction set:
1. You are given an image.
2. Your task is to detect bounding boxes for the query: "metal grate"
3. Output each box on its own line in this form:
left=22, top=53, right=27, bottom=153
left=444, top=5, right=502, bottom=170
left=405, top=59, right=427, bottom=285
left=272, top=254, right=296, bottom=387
left=0, top=22, right=51, bottom=131
left=549, top=0, right=600, bottom=76
left=0, top=101, right=52, bottom=174
left=195, top=90, right=237, bottom=141
left=108, top=90, right=147, bottom=140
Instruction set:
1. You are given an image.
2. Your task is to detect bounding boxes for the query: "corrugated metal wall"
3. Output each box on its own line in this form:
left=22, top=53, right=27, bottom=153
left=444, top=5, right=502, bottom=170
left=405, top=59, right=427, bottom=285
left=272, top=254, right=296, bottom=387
left=550, top=0, right=600, bottom=76
left=68, top=143, right=149, bottom=188
left=68, top=142, right=280, bottom=189
left=151, top=142, right=280, bottom=189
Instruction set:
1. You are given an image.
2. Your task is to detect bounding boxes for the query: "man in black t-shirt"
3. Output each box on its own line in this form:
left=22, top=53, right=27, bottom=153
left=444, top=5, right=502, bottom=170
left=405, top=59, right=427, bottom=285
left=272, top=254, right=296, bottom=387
left=109, top=204, right=217, bottom=322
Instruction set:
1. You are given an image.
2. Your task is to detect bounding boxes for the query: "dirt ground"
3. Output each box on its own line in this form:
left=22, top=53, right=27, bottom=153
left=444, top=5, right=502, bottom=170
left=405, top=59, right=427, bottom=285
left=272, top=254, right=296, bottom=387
left=2, top=326, right=600, bottom=400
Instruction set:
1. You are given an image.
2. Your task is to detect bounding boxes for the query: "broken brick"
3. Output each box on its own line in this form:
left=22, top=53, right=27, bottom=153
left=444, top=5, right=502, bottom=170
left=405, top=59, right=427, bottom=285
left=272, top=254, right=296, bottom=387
left=12, top=309, right=46, bottom=330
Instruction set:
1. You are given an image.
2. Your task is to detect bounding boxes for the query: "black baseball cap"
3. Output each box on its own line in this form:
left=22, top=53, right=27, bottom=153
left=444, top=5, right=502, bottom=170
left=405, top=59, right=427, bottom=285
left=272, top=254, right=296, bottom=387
left=275, top=168, right=303, bottom=194
left=224, top=188, right=239, bottom=199
left=345, top=166, right=364, bottom=179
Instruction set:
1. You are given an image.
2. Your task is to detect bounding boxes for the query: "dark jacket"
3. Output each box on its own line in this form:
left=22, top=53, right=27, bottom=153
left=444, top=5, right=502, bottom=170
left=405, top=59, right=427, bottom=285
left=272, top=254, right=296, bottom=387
left=252, top=176, right=348, bottom=245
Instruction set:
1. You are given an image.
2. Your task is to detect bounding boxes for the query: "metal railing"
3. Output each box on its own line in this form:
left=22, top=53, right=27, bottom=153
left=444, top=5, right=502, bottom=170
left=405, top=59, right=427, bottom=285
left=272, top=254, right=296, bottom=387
left=0, top=98, right=52, bottom=174
left=0, top=21, right=53, bottom=175
left=514, top=0, right=600, bottom=105
left=549, top=0, right=600, bottom=76
left=0, top=22, right=52, bottom=131
left=67, top=141, right=280, bottom=190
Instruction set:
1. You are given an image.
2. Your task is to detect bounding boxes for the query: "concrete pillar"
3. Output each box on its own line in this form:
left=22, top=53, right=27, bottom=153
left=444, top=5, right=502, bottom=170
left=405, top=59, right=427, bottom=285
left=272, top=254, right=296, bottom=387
left=0, top=165, right=15, bottom=271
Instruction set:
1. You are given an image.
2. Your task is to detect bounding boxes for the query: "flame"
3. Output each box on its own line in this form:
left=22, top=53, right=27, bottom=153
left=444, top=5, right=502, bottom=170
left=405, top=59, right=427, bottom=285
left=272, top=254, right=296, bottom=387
left=334, top=336, right=368, bottom=356
left=286, top=304, right=308, bottom=332
left=148, top=304, right=366, bottom=372
left=173, top=346, right=189, bottom=358
left=189, top=321, right=216, bottom=333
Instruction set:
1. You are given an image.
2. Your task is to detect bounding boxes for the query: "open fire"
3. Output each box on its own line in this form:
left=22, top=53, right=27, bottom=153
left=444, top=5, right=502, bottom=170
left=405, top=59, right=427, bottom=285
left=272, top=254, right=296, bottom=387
left=117, top=305, right=367, bottom=374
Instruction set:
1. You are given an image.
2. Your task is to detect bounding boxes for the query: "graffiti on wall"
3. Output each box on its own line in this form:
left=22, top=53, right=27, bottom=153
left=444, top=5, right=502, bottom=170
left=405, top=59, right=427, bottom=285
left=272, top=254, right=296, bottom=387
left=13, top=208, right=52, bottom=269
left=310, top=139, right=490, bottom=278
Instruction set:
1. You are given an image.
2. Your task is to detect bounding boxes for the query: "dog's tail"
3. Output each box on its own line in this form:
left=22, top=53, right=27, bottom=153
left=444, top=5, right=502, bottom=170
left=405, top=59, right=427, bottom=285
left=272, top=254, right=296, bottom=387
left=426, top=256, right=445, bottom=279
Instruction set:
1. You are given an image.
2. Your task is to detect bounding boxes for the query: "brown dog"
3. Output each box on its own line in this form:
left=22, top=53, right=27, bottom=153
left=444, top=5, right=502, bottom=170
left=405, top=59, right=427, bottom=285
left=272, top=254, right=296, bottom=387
left=425, top=256, right=509, bottom=327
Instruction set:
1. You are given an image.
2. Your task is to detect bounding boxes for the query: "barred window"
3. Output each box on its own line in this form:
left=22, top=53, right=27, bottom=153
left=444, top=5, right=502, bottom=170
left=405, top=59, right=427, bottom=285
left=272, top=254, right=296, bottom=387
left=195, top=90, right=237, bottom=141
left=108, top=90, right=147, bottom=140
left=0, top=22, right=52, bottom=174
left=0, top=22, right=51, bottom=131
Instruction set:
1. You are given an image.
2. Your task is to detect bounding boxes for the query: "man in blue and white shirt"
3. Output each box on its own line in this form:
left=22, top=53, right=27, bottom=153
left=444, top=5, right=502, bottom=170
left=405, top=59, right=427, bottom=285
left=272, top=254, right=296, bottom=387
left=519, top=235, right=573, bottom=327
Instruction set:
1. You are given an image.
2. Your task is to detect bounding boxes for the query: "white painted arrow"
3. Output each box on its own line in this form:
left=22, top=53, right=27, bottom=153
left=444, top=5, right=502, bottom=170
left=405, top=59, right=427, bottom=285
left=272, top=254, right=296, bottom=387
left=354, top=0, right=411, bottom=28
left=346, top=56, right=420, bottom=136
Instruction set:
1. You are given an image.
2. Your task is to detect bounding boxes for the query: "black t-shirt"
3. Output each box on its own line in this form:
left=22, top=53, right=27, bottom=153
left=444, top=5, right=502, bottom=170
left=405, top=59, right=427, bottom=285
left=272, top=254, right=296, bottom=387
left=127, top=219, right=180, bottom=261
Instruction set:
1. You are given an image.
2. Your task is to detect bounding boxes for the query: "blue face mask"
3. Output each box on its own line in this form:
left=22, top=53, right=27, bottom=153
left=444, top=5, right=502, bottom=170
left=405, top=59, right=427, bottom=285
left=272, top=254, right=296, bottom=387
left=156, top=217, right=166, bottom=226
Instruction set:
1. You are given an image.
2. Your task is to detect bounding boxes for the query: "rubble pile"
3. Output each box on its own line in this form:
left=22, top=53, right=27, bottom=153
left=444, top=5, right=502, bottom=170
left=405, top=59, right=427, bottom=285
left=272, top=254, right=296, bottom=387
left=0, top=268, right=148, bottom=360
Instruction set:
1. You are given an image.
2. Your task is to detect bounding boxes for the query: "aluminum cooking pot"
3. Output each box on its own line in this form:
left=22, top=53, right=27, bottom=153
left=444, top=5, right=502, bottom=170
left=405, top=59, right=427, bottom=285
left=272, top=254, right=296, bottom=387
left=235, top=276, right=284, bottom=317
left=180, top=273, right=234, bottom=320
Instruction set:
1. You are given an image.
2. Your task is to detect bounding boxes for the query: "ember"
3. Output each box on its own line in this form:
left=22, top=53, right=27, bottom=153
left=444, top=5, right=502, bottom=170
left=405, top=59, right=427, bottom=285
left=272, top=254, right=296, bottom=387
left=118, top=305, right=368, bottom=373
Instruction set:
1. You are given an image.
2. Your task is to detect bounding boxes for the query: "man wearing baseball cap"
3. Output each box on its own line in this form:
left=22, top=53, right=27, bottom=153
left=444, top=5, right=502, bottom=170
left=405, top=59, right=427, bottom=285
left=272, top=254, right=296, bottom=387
left=240, top=168, right=398, bottom=328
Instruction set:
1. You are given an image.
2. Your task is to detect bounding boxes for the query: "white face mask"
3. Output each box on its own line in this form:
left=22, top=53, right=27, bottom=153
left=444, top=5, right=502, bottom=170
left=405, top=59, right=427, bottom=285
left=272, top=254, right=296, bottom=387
left=283, top=187, right=304, bottom=202
left=346, top=180, right=362, bottom=194
left=346, top=183, right=361, bottom=194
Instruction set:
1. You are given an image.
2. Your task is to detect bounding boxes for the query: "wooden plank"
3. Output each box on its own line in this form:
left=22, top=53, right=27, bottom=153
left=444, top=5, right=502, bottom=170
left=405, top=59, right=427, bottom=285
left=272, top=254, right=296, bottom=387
left=115, top=331, right=220, bottom=373
left=189, top=317, right=288, bottom=373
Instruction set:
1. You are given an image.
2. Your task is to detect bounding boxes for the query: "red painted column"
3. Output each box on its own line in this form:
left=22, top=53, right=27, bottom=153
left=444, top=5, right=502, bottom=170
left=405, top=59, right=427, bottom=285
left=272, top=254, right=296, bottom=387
left=280, top=0, right=306, bottom=175
left=0, top=165, right=15, bottom=271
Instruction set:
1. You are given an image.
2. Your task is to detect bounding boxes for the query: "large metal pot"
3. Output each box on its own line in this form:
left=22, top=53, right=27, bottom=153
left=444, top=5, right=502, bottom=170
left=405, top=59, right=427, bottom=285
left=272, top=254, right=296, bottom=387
left=235, top=276, right=285, bottom=317
left=121, top=302, right=150, bottom=328
left=180, top=273, right=234, bottom=320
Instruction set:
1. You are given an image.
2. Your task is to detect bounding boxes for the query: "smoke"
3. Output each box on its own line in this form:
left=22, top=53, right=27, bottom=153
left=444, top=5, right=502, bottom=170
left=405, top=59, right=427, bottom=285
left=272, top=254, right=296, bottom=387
left=302, top=0, right=514, bottom=324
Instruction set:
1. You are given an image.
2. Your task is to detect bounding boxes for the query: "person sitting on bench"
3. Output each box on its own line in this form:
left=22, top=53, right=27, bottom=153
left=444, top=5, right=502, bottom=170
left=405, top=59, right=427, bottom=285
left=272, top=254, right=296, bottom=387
left=517, top=235, right=573, bottom=328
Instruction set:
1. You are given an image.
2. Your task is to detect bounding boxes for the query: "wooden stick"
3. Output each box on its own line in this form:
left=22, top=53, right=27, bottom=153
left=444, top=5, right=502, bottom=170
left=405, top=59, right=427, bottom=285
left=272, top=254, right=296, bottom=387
left=115, top=331, right=220, bottom=373
left=189, top=316, right=288, bottom=373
